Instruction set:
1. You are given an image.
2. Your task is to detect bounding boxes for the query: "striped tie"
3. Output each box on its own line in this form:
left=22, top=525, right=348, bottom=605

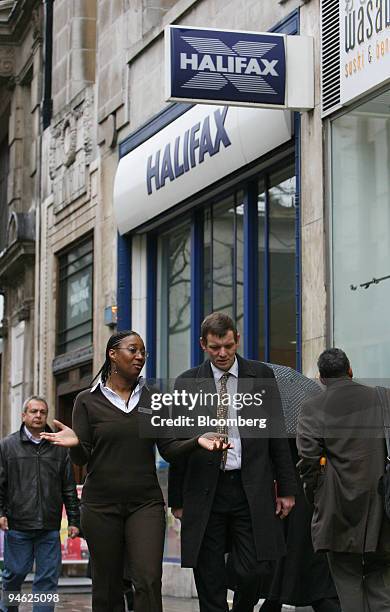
left=216, top=373, right=230, bottom=469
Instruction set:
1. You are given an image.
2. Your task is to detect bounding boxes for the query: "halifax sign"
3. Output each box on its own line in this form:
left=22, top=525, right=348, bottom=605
left=166, top=25, right=287, bottom=108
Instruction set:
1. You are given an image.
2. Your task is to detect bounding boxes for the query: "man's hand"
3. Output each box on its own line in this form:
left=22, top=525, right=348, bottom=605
left=68, top=526, right=80, bottom=539
left=171, top=508, right=183, bottom=521
left=0, top=516, right=8, bottom=531
left=40, top=420, right=79, bottom=447
left=198, top=432, right=233, bottom=452
left=275, top=496, right=295, bottom=519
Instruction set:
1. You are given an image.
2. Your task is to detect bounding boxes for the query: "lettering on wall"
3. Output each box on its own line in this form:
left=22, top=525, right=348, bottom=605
left=341, top=0, right=390, bottom=104
left=146, top=107, right=231, bottom=195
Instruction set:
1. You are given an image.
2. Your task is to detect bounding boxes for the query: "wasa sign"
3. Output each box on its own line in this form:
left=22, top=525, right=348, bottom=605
left=341, top=0, right=390, bottom=105
left=165, top=25, right=314, bottom=111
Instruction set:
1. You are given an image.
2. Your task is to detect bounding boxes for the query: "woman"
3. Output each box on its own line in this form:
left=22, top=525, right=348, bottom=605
left=41, top=330, right=228, bottom=612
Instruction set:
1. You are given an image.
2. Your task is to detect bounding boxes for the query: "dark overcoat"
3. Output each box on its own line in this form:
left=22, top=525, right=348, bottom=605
left=255, top=440, right=338, bottom=606
left=297, top=377, right=390, bottom=554
left=168, top=355, right=297, bottom=568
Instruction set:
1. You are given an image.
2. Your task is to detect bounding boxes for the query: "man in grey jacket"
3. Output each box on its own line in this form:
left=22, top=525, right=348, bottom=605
left=0, top=396, right=80, bottom=612
left=297, top=348, right=390, bottom=612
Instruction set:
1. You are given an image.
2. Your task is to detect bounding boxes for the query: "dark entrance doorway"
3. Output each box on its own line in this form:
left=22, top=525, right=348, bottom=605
left=55, top=362, right=92, bottom=484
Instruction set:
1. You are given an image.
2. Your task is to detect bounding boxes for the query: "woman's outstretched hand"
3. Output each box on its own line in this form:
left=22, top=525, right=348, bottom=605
left=197, top=432, right=233, bottom=452
left=40, top=420, right=80, bottom=447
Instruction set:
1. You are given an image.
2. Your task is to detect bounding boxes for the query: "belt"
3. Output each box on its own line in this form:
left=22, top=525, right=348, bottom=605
left=219, top=469, right=241, bottom=478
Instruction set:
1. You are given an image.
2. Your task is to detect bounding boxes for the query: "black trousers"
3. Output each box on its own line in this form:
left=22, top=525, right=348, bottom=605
left=194, top=470, right=267, bottom=612
left=81, top=500, right=165, bottom=612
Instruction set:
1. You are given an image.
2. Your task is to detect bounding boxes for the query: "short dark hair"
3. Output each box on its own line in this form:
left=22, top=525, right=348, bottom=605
left=201, top=312, right=238, bottom=343
left=317, top=348, right=350, bottom=379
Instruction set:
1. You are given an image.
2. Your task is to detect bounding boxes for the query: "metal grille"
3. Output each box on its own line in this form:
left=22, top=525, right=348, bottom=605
left=321, top=0, right=341, bottom=117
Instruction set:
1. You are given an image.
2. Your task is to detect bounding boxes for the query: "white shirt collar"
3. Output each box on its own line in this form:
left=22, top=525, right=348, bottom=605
left=210, top=356, right=238, bottom=380
left=90, top=377, right=145, bottom=394
left=23, top=425, right=42, bottom=444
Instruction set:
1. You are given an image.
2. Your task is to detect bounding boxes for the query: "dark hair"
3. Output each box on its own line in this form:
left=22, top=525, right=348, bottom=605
left=317, top=348, right=350, bottom=379
left=91, top=330, right=143, bottom=386
left=201, top=312, right=238, bottom=343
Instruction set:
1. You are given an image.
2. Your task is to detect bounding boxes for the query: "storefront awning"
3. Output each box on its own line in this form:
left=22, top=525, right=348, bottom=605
left=113, top=104, right=292, bottom=235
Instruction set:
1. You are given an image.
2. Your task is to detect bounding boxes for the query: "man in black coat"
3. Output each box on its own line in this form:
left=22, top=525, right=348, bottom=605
left=168, top=312, right=296, bottom=612
left=0, top=396, right=80, bottom=612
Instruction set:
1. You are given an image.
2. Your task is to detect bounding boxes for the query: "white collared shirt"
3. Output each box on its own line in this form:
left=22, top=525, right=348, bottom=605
left=23, top=425, right=42, bottom=445
left=210, top=357, right=242, bottom=470
left=90, top=378, right=146, bottom=413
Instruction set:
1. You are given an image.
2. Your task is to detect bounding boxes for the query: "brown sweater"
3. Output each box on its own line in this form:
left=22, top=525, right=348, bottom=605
left=70, top=386, right=199, bottom=504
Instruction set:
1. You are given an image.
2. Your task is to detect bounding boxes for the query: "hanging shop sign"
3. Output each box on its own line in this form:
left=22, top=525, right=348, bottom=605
left=165, top=25, right=314, bottom=111
left=113, top=104, right=292, bottom=234
left=341, top=0, right=390, bottom=105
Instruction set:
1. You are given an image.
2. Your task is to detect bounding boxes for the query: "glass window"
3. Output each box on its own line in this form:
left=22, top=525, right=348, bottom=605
left=332, top=91, right=390, bottom=378
left=203, top=208, right=212, bottom=318
left=268, top=167, right=296, bottom=367
left=212, top=195, right=235, bottom=318
left=235, top=192, right=244, bottom=342
left=204, top=190, right=245, bottom=354
left=156, top=223, right=191, bottom=379
left=154, top=160, right=297, bottom=373
left=258, top=179, right=266, bottom=359
left=57, top=237, right=93, bottom=355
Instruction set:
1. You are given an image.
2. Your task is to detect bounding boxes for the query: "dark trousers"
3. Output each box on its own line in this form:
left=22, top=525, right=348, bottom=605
left=327, top=550, right=390, bottom=612
left=260, top=597, right=341, bottom=611
left=81, top=500, right=165, bottom=612
left=0, top=529, right=61, bottom=612
left=194, top=470, right=265, bottom=612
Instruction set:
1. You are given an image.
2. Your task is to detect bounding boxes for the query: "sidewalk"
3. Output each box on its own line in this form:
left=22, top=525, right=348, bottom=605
left=14, top=593, right=313, bottom=611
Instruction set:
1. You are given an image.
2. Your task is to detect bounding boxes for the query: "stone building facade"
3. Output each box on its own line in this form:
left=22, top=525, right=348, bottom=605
left=0, top=0, right=326, bottom=592
left=0, top=0, right=327, bottom=433
left=109, top=0, right=324, bottom=592
left=0, top=0, right=43, bottom=434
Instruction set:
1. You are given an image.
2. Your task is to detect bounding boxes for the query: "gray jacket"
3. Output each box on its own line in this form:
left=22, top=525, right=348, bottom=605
left=297, top=377, right=390, bottom=554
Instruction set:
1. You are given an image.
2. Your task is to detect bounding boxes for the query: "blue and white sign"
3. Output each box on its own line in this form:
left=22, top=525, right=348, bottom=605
left=113, top=104, right=292, bottom=234
left=165, top=26, right=314, bottom=111
left=167, top=26, right=286, bottom=107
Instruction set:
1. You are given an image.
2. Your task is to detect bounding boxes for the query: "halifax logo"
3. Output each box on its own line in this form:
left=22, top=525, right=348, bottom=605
left=170, top=27, right=286, bottom=106
left=146, top=107, right=231, bottom=195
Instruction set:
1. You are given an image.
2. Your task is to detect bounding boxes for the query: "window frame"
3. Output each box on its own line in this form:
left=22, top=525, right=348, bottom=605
left=146, top=153, right=298, bottom=378
left=56, top=234, right=94, bottom=356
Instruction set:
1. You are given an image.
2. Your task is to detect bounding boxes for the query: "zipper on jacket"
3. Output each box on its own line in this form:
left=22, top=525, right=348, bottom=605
left=36, top=445, right=43, bottom=526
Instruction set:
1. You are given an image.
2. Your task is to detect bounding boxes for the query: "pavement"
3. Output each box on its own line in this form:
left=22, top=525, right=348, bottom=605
left=14, top=593, right=313, bottom=611
left=9, top=578, right=313, bottom=611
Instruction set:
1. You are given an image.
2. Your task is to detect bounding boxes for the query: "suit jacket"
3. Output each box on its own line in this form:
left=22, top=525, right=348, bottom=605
left=168, top=355, right=297, bottom=567
left=297, top=377, right=390, bottom=553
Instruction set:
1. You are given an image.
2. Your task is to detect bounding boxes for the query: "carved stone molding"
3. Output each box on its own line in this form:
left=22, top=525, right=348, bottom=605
left=62, top=113, right=77, bottom=168
left=52, top=345, right=93, bottom=374
left=0, top=212, right=35, bottom=286
left=16, top=298, right=33, bottom=322
left=0, top=1, right=16, bottom=22
left=83, top=88, right=93, bottom=164
left=49, top=89, right=95, bottom=213
left=0, top=1, right=41, bottom=44
left=31, top=6, right=42, bottom=40
left=0, top=46, right=14, bottom=77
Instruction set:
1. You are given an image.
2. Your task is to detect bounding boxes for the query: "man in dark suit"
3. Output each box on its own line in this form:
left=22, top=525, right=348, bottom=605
left=297, top=348, right=390, bottom=612
left=168, top=312, right=297, bottom=612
